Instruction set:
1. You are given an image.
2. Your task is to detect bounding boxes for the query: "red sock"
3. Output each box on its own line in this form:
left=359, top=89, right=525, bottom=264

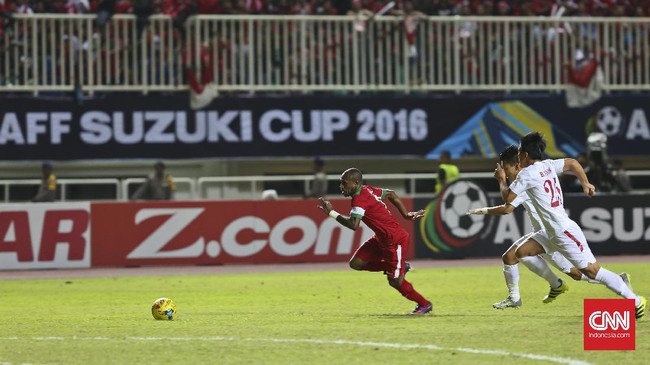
left=398, top=280, right=430, bottom=306
left=361, top=261, right=388, bottom=272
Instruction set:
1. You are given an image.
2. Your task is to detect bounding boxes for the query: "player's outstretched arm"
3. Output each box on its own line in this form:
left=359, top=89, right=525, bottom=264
left=563, top=158, right=596, bottom=197
left=467, top=204, right=515, bottom=216
left=384, top=190, right=425, bottom=220
left=317, top=197, right=361, bottom=230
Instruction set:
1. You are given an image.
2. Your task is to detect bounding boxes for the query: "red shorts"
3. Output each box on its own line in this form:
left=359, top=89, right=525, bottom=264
left=351, top=235, right=409, bottom=279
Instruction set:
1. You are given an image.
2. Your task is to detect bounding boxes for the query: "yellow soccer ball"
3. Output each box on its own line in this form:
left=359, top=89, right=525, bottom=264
left=152, top=298, right=177, bottom=320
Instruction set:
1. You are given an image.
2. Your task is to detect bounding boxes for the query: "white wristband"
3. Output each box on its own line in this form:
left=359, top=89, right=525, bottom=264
left=328, top=210, right=340, bottom=219
left=478, top=207, right=488, bottom=215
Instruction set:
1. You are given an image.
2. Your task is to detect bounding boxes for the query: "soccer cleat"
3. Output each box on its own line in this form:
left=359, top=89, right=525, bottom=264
left=543, top=280, right=569, bottom=303
left=405, top=262, right=412, bottom=275
left=620, top=272, right=633, bottom=291
left=636, top=296, right=646, bottom=320
left=410, top=302, right=433, bottom=315
left=492, top=296, right=522, bottom=309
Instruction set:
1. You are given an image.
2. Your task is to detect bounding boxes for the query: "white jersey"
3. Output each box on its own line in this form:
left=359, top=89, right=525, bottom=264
left=509, top=159, right=575, bottom=238
left=509, top=191, right=543, bottom=232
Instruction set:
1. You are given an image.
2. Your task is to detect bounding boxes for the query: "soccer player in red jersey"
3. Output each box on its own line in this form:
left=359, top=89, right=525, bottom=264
left=317, top=168, right=432, bottom=314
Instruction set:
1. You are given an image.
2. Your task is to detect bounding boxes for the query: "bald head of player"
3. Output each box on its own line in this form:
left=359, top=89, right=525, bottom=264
left=339, top=168, right=363, bottom=197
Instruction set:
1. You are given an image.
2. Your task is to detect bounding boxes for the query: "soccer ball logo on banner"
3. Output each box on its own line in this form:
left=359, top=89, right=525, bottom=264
left=595, top=106, right=625, bottom=136
left=441, top=182, right=487, bottom=238
left=420, top=179, right=489, bottom=254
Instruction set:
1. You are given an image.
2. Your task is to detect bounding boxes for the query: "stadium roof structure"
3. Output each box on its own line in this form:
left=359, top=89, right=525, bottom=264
left=426, top=101, right=584, bottom=159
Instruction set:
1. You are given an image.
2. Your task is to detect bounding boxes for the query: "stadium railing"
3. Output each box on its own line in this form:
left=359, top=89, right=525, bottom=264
left=122, top=177, right=198, bottom=201
left=1, top=14, right=648, bottom=93
left=2, top=171, right=649, bottom=202
left=0, top=178, right=121, bottom=201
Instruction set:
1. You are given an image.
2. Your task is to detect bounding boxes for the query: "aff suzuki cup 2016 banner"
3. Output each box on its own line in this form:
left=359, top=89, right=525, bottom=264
left=2, top=94, right=649, bottom=160
left=415, top=180, right=650, bottom=259
left=0, top=95, right=452, bottom=160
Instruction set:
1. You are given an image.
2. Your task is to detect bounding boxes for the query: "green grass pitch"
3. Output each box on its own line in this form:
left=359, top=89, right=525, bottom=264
left=1, top=262, right=647, bottom=364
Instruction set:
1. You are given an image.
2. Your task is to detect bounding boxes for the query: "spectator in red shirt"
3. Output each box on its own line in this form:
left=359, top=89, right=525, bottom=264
left=567, top=49, right=598, bottom=88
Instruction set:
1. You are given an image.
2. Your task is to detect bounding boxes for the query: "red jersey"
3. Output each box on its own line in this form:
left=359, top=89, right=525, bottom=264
left=350, top=185, right=408, bottom=245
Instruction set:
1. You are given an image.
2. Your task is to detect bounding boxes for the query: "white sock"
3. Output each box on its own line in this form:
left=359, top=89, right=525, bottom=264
left=519, top=255, right=562, bottom=288
left=594, top=267, right=639, bottom=305
left=503, top=264, right=520, bottom=300
left=580, top=274, right=599, bottom=284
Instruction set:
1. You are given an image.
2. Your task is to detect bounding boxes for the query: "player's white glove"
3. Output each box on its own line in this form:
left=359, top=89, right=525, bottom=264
left=466, top=207, right=488, bottom=215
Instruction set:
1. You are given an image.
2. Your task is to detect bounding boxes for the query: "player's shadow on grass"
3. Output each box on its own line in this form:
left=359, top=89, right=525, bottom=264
left=368, top=313, right=582, bottom=321
left=368, top=314, right=441, bottom=319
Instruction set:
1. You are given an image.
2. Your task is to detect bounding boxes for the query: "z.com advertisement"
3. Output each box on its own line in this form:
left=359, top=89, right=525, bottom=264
left=0, top=199, right=415, bottom=270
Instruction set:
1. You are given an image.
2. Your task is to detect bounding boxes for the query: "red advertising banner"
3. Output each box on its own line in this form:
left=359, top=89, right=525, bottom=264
left=91, top=198, right=414, bottom=267
left=0, top=203, right=91, bottom=270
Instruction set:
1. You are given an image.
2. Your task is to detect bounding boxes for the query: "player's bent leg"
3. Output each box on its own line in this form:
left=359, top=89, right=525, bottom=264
left=499, top=264, right=520, bottom=306
left=388, top=275, right=432, bottom=315
left=349, top=257, right=369, bottom=271
left=495, top=240, right=525, bottom=309
left=404, top=261, right=412, bottom=275
left=387, top=275, right=402, bottom=289
left=519, top=254, right=568, bottom=303
left=541, top=252, right=582, bottom=281
left=514, top=239, right=567, bottom=303
left=620, top=272, right=632, bottom=291
left=566, top=267, right=583, bottom=281
left=587, top=262, right=642, bottom=304
left=543, top=251, right=581, bottom=281
left=502, top=243, right=519, bottom=265
left=579, top=262, right=600, bottom=280
left=349, top=237, right=387, bottom=272
left=520, top=254, right=562, bottom=288
left=514, top=239, right=546, bottom=259
left=350, top=258, right=390, bottom=272
left=499, top=247, right=520, bottom=306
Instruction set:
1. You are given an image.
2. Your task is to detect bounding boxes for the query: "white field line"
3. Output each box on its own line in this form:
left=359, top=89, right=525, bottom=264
left=0, top=336, right=592, bottom=365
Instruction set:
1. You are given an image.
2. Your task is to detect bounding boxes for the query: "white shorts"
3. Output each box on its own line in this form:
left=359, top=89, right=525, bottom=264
left=550, top=222, right=597, bottom=270
left=514, top=230, right=554, bottom=254
left=515, top=230, right=574, bottom=273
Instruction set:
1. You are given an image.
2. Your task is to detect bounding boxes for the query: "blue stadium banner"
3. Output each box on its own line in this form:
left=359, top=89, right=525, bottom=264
left=414, top=180, right=650, bottom=259
left=0, top=94, right=648, bottom=160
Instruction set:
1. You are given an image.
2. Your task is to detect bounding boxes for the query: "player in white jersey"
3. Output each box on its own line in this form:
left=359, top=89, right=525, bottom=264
left=468, top=145, right=628, bottom=309
left=495, top=132, right=646, bottom=320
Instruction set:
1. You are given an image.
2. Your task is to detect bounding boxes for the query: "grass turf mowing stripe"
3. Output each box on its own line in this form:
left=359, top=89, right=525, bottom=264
left=1, top=336, right=593, bottom=365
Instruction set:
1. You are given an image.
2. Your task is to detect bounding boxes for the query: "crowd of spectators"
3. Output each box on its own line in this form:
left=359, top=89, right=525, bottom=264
left=1, top=0, right=648, bottom=91
left=1, top=0, right=649, bottom=18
